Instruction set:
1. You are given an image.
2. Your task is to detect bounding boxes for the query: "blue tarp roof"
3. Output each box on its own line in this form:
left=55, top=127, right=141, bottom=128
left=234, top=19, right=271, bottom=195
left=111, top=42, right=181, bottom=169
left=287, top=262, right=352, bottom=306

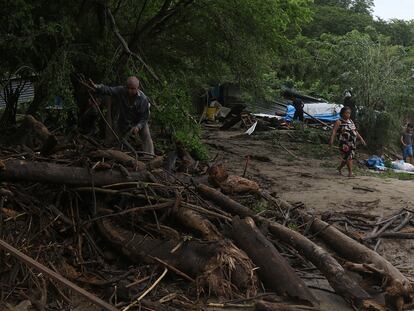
left=284, top=105, right=341, bottom=122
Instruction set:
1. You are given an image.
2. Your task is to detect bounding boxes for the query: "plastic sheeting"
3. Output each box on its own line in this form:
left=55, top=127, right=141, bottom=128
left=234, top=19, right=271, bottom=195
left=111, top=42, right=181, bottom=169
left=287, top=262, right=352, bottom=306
left=285, top=102, right=343, bottom=122
left=252, top=113, right=284, bottom=120
left=366, top=156, right=386, bottom=171
left=392, top=160, right=414, bottom=172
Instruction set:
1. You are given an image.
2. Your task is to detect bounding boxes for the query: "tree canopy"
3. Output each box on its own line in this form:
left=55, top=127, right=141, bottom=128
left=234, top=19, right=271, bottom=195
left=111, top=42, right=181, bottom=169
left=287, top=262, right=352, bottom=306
left=2, top=0, right=414, bottom=149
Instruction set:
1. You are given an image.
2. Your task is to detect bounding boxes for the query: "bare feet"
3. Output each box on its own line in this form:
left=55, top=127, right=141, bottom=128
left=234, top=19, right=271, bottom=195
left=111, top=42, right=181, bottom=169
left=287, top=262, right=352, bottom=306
left=337, top=166, right=343, bottom=175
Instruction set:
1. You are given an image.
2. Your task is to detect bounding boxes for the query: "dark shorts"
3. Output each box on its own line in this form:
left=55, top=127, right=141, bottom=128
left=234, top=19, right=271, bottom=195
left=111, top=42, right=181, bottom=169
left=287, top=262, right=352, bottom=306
left=293, top=110, right=304, bottom=122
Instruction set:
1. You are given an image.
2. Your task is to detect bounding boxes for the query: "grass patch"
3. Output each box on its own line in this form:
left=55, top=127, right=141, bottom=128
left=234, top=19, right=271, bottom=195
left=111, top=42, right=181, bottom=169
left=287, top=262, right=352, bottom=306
left=252, top=200, right=269, bottom=213
left=269, top=127, right=336, bottom=160
left=354, top=166, right=414, bottom=181
left=368, top=170, right=414, bottom=181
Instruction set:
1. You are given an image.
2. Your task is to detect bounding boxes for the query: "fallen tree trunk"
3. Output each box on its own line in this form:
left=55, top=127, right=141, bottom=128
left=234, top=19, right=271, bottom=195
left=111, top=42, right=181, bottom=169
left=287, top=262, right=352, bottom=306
left=0, top=238, right=119, bottom=311
left=146, top=156, right=165, bottom=170
left=97, top=218, right=258, bottom=298
left=267, top=221, right=383, bottom=310
left=15, top=115, right=57, bottom=154
left=262, top=193, right=414, bottom=310
left=0, top=160, right=148, bottom=186
left=231, top=217, right=317, bottom=306
left=196, top=184, right=254, bottom=217
left=208, top=164, right=260, bottom=194
left=174, top=206, right=222, bottom=240
left=300, top=214, right=413, bottom=305
left=89, top=149, right=146, bottom=170
left=198, top=185, right=388, bottom=310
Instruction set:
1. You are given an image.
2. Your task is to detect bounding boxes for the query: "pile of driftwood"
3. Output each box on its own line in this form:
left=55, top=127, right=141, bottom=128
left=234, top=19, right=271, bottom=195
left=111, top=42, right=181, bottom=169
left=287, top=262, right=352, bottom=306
left=1, top=117, right=414, bottom=311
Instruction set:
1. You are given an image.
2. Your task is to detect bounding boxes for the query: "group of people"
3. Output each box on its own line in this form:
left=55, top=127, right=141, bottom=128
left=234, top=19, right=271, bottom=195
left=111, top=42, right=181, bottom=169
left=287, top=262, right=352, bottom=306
left=292, top=92, right=414, bottom=177
left=84, top=78, right=412, bottom=178
left=97, top=79, right=365, bottom=178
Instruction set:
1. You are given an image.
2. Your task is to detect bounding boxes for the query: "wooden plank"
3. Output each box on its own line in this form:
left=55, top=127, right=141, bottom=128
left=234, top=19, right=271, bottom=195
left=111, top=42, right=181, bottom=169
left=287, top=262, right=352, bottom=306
left=0, top=239, right=119, bottom=311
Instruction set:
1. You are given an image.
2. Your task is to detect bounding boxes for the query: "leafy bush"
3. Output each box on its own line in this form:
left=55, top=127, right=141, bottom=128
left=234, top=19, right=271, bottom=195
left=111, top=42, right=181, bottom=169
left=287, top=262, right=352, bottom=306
left=150, top=83, right=208, bottom=160
left=358, top=109, right=398, bottom=152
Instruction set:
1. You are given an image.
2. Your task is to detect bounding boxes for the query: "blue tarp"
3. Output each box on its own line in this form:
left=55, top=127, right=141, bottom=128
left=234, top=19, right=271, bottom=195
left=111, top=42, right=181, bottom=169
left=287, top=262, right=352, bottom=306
left=366, top=156, right=386, bottom=171
left=285, top=105, right=341, bottom=122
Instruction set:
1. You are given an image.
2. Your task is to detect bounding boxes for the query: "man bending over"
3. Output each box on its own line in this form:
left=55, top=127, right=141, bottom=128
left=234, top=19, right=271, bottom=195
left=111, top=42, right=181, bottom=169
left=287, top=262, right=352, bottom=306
left=92, top=76, right=154, bottom=154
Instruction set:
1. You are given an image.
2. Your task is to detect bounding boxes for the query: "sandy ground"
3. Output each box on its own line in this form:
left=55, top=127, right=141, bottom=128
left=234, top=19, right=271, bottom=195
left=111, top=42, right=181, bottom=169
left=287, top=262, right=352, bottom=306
left=203, top=127, right=414, bottom=310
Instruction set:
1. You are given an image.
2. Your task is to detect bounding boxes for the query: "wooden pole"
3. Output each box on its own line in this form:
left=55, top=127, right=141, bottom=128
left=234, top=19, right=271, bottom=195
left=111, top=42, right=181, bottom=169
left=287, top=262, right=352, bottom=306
left=0, top=239, right=119, bottom=311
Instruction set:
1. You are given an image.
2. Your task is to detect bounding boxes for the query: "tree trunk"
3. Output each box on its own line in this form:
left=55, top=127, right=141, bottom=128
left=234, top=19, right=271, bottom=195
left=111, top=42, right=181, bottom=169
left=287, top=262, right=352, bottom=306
left=299, top=214, right=413, bottom=305
left=0, top=92, right=18, bottom=128
left=174, top=206, right=222, bottom=240
left=96, top=218, right=258, bottom=298
left=199, top=186, right=391, bottom=310
left=0, top=160, right=148, bottom=186
left=26, top=82, right=46, bottom=116
left=89, top=149, right=146, bottom=170
left=13, top=115, right=57, bottom=154
left=267, top=221, right=383, bottom=310
left=196, top=184, right=254, bottom=217
left=261, top=193, right=414, bottom=310
left=231, top=216, right=318, bottom=307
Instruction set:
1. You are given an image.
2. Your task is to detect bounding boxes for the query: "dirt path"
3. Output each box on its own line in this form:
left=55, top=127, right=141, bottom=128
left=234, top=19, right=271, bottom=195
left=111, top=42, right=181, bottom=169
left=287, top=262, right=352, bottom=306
left=203, top=127, right=414, bottom=281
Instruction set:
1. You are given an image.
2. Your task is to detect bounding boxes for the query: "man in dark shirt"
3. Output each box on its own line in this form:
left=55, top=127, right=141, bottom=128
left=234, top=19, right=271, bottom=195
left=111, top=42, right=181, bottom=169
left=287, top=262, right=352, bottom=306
left=92, top=76, right=154, bottom=154
left=292, top=97, right=304, bottom=122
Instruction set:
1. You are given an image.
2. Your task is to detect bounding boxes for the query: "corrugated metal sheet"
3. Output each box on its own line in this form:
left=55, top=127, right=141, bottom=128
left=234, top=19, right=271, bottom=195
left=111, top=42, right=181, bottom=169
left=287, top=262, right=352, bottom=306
left=247, top=99, right=288, bottom=116
left=0, top=79, right=35, bottom=108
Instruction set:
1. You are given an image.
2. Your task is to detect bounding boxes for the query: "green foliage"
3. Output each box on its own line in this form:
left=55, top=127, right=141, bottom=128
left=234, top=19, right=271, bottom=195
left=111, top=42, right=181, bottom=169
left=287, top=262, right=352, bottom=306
left=149, top=82, right=207, bottom=160
left=2, top=0, right=414, bottom=154
left=360, top=168, right=414, bottom=181
left=358, top=109, right=398, bottom=151
left=252, top=200, right=268, bottom=214
left=304, top=5, right=373, bottom=37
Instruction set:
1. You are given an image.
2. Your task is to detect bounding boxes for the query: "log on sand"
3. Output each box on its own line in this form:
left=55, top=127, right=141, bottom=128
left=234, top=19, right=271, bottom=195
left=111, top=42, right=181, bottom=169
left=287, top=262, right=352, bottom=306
left=267, top=221, right=383, bottom=310
left=298, top=214, right=414, bottom=309
left=196, top=183, right=254, bottom=217
left=261, top=192, right=414, bottom=310
left=197, top=184, right=394, bottom=310
left=89, top=149, right=146, bottom=170
left=231, top=216, right=317, bottom=306
left=0, top=160, right=148, bottom=186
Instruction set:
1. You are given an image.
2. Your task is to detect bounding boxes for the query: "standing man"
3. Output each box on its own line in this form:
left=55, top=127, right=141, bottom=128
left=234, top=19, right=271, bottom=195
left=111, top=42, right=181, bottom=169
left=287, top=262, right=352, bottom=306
left=92, top=76, right=154, bottom=154
left=401, top=123, right=414, bottom=164
left=292, top=96, right=304, bottom=123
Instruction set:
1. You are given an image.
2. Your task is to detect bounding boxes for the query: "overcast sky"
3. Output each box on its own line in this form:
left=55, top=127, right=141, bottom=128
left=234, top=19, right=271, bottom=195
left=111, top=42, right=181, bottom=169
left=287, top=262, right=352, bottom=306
left=373, top=0, right=414, bottom=21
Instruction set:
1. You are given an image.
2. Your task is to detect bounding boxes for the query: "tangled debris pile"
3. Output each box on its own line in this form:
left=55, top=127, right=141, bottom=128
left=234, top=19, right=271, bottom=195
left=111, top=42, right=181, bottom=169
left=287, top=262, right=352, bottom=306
left=1, top=117, right=414, bottom=311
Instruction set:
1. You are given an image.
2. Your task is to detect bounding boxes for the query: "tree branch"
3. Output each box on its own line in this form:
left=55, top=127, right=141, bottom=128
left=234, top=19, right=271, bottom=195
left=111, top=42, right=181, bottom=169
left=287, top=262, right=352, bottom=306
left=105, top=7, right=161, bottom=83
left=145, top=0, right=195, bottom=39
left=128, top=0, right=195, bottom=51
left=132, top=0, right=149, bottom=39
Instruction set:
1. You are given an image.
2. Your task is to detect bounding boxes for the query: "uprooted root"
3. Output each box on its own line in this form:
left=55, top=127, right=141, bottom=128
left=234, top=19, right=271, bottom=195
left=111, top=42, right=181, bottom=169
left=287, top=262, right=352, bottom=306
left=97, top=218, right=259, bottom=299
